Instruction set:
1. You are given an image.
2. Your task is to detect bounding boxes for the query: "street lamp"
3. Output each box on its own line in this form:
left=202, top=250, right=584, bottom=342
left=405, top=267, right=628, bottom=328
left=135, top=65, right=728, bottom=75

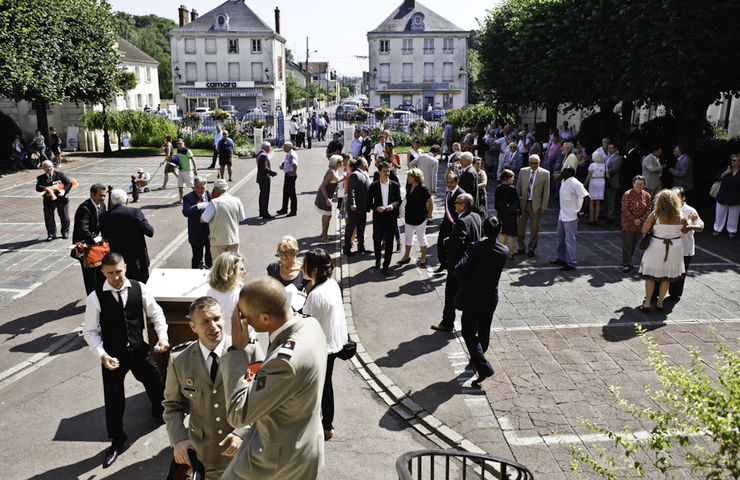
left=264, top=67, right=270, bottom=81
left=174, top=66, right=181, bottom=79
left=458, top=67, right=466, bottom=78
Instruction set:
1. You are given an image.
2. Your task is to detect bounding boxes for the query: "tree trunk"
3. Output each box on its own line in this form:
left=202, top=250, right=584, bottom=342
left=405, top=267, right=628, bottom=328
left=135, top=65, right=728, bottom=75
left=621, top=98, right=633, bottom=134
left=117, top=133, right=122, bottom=152
left=545, top=101, right=558, bottom=131
left=34, top=101, right=49, bottom=147
left=102, top=105, right=112, bottom=155
left=675, top=101, right=708, bottom=155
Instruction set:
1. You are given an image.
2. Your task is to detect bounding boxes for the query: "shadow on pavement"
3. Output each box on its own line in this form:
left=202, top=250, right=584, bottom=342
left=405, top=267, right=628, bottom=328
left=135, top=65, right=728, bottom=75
left=100, top=447, right=170, bottom=479
left=601, top=305, right=672, bottom=341
left=408, top=373, right=478, bottom=414
left=0, top=238, right=45, bottom=251
left=375, top=331, right=452, bottom=368
left=26, top=451, right=104, bottom=480
left=378, top=406, right=413, bottom=432
left=10, top=332, right=86, bottom=355
left=138, top=203, right=177, bottom=210
left=386, top=276, right=444, bottom=298
left=0, top=300, right=83, bottom=339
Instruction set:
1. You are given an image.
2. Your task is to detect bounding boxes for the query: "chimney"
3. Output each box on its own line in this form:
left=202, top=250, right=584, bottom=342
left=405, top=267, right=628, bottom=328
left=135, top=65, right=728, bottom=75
left=178, top=5, right=189, bottom=27
left=404, top=0, right=415, bottom=9
left=274, top=7, right=280, bottom=34
left=190, top=9, right=199, bottom=22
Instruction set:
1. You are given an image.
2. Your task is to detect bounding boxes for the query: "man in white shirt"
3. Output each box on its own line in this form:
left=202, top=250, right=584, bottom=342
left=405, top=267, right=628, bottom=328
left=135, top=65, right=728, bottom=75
left=208, top=125, right=222, bottom=169
left=201, top=179, right=246, bottom=260
left=276, top=142, right=298, bottom=216
left=559, top=121, right=574, bottom=140
left=350, top=129, right=363, bottom=158
left=550, top=167, right=588, bottom=270
left=409, top=145, right=440, bottom=194
left=668, top=187, right=703, bottom=301
left=288, top=116, right=298, bottom=144
left=82, top=252, right=169, bottom=468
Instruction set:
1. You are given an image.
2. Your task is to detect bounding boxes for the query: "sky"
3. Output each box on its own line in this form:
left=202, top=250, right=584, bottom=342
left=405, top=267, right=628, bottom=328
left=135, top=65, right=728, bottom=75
left=106, top=0, right=500, bottom=77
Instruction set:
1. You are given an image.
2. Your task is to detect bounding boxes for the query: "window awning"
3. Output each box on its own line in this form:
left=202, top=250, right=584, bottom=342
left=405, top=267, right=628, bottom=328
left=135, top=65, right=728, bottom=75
left=181, top=88, right=264, bottom=97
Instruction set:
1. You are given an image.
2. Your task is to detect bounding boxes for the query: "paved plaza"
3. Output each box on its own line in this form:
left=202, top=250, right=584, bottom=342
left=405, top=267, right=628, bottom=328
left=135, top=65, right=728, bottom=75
left=0, top=146, right=738, bottom=478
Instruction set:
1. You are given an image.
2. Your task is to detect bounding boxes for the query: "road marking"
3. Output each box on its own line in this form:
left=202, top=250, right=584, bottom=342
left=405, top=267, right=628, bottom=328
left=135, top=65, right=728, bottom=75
left=491, top=317, right=740, bottom=333
left=695, top=244, right=740, bottom=267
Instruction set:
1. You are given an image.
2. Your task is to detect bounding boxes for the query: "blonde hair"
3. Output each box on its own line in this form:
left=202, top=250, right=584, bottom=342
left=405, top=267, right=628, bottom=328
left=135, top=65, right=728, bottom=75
left=207, top=252, right=245, bottom=292
left=407, top=167, right=424, bottom=185
left=653, top=189, right=681, bottom=223
left=592, top=152, right=605, bottom=163
left=277, top=235, right=298, bottom=253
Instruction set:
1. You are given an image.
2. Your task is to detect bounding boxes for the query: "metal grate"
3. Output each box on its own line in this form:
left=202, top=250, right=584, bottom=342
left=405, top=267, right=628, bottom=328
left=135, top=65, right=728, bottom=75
left=396, top=450, right=534, bottom=480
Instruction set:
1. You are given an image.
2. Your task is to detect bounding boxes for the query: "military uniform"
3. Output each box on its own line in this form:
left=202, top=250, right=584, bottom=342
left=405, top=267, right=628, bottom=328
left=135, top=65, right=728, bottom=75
left=220, top=315, right=327, bottom=480
left=163, top=336, right=264, bottom=480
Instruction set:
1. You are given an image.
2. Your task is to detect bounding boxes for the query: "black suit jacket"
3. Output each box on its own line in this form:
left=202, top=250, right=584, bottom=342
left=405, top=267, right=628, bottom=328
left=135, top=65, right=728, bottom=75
left=100, top=204, right=154, bottom=280
left=446, top=211, right=482, bottom=269
left=369, top=179, right=402, bottom=221
left=347, top=170, right=370, bottom=213
left=182, top=190, right=211, bottom=246
left=454, top=237, right=508, bottom=311
left=36, top=170, right=72, bottom=206
left=256, top=150, right=276, bottom=183
left=73, top=198, right=106, bottom=244
left=442, top=186, right=465, bottom=227
left=458, top=166, right=480, bottom=212
left=360, top=137, right=373, bottom=159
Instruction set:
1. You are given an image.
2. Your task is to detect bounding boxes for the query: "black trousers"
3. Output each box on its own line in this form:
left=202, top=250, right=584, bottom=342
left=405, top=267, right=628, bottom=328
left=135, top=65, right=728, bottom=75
left=373, top=214, right=396, bottom=269
left=102, top=349, right=164, bottom=444
left=281, top=175, right=297, bottom=213
left=345, top=210, right=367, bottom=252
left=321, top=353, right=337, bottom=431
left=190, top=241, right=212, bottom=269
left=669, top=256, right=692, bottom=298
left=437, top=221, right=453, bottom=267
left=209, top=147, right=218, bottom=168
left=461, top=307, right=496, bottom=377
left=43, top=200, right=69, bottom=237
left=81, top=265, right=104, bottom=296
left=258, top=179, right=271, bottom=216
left=441, top=270, right=460, bottom=329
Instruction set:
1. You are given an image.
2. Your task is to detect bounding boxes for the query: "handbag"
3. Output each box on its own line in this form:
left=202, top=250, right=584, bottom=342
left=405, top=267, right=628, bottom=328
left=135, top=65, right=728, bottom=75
left=709, top=180, right=721, bottom=198
left=336, top=338, right=357, bottom=361
left=639, top=232, right=652, bottom=250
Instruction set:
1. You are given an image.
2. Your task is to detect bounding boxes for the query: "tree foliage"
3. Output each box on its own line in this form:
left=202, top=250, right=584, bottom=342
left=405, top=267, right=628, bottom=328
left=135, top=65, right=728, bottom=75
left=112, top=12, right=176, bottom=98
left=568, top=326, right=740, bottom=479
left=285, top=73, right=305, bottom=110
left=0, top=0, right=121, bottom=134
left=445, top=104, right=517, bottom=136
left=80, top=109, right=176, bottom=150
left=476, top=0, right=740, bottom=145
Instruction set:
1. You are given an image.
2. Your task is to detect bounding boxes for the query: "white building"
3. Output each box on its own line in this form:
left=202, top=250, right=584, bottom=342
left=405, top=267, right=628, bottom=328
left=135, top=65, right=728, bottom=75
left=169, top=1, right=287, bottom=114
left=707, top=94, right=740, bottom=139
left=115, top=38, right=161, bottom=111
left=367, top=0, right=470, bottom=111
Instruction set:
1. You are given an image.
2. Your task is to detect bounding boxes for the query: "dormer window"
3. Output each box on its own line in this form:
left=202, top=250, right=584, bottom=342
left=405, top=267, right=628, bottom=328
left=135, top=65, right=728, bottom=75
left=214, top=13, right=229, bottom=31
left=410, top=12, right=425, bottom=31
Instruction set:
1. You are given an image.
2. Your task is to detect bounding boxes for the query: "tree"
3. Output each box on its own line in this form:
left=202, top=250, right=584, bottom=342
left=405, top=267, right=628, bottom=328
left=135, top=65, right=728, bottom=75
left=0, top=0, right=122, bottom=144
left=285, top=73, right=305, bottom=110
left=339, top=86, right=350, bottom=100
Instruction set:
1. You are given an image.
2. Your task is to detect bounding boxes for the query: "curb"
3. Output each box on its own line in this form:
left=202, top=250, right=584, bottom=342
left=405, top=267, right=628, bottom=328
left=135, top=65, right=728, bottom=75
left=333, top=204, right=489, bottom=455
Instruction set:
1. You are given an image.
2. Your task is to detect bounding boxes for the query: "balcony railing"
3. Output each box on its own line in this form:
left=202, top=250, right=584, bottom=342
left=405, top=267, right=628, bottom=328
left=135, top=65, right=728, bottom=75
left=424, top=48, right=435, bottom=54
left=402, top=48, right=413, bottom=54
left=396, top=450, right=534, bottom=480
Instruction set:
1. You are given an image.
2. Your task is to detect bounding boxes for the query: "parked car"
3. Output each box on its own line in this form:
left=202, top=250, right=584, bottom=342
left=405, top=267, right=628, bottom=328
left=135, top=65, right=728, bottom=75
left=194, top=107, right=213, bottom=116
left=221, top=105, right=240, bottom=117
left=343, top=100, right=359, bottom=110
left=423, top=108, right=446, bottom=121
left=396, top=104, right=416, bottom=113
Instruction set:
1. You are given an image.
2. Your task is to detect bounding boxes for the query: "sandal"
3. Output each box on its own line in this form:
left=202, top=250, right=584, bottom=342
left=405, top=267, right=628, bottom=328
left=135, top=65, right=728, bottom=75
left=636, top=304, right=651, bottom=313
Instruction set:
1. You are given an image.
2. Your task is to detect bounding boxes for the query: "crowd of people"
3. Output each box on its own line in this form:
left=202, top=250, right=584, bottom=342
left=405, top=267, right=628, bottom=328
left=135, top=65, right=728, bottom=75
left=26, top=112, right=737, bottom=479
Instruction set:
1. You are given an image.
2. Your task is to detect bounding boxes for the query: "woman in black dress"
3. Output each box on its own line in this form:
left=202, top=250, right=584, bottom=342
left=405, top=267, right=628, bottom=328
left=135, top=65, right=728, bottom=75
left=266, top=235, right=308, bottom=290
left=398, top=168, right=434, bottom=265
left=494, top=168, right=519, bottom=259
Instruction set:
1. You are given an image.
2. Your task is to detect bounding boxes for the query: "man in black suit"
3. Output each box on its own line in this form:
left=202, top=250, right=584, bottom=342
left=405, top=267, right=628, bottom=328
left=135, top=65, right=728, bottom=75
left=100, top=188, right=154, bottom=283
left=73, top=183, right=107, bottom=294
left=620, top=140, right=642, bottom=198
left=453, top=217, right=508, bottom=387
left=434, top=173, right=465, bottom=273
left=432, top=193, right=481, bottom=332
left=182, top=176, right=212, bottom=269
left=344, top=158, right=371, bottom=256
left=369, top=161, right=402, bottom=276
left=255, top=142, right=277, bottom=219
left=458, top=151, right=481, bottom=216
left=360, top=128, right=373, bottom=162
left=35, top=160, right=73, bottom=241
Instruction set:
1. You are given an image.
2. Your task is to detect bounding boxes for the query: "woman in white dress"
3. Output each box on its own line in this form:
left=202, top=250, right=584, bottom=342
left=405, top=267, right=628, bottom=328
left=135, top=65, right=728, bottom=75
left=584, top=151, right=608, bottom=225
left=638, top=189, right=688, bottom=312
left=205, top=252, right=255, bottom=341
left=301, top=248, right=348, bottom=441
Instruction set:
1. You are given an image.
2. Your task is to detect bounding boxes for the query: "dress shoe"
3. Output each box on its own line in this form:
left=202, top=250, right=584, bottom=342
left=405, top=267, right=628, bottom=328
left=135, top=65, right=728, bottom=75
left=287, top=211, right=297, bottom=217
left=560, top=265, right=576, bottom=271
left=430, top=323, right=453, bottom=332
left=433, top=265, right=446, bottom=273
left=343, top=249, right=355, bottom=257
left=276, top=209, right=288, bottom=215
left=61, top=233, right=69, bottom=239
left=103, top=443, right=124, bottom=468
left=527, top=250, right=535, bottom=257
left=261, top=214, right=275, bottom=219
left=549, top=258, right=565, bottom=265
left=622, top=265, right=632, bottom=273
left=358, top=248, right=372, bottom=254
left=324, top=429, right=334, bottom=441
left=46, top=235, right=56, bottom=242
left=471, top=371, right=492, bottom=388
left=382, top=267, right=390, bottom=276
left=397, top=257, right=411, bottom=265
left=514, top=249, right=526, bottom=256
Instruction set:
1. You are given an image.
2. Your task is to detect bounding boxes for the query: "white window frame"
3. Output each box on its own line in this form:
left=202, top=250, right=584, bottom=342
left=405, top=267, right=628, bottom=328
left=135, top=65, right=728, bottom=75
left=443, top=62, right=453, bottom=81
left=252, top=39, right=262, bottom=53
left=205, top=38, right=217, bottom=54
left=184, top=38, right=196, bottom=54
left=228, top=39, right=239, bottom=54
left=228, top=62, right=240, bottom=81
left=379, top=39, right=390, bottom=54
left=185, top=62, right=197, bottom=82
left=379, top=63, right=390, bottom=83
left=145, top=67, right=151, bottom=83
left=423, top=38, right=434, bottom=54
left=206, top=62, right=217, bottom=81
left=423, top=62, right=434, bottom=82
left=443, top=38, right=454, bottom=53
left=402, top=39, right=413, bottom=54
left=402, top=63, right=413, bottom=82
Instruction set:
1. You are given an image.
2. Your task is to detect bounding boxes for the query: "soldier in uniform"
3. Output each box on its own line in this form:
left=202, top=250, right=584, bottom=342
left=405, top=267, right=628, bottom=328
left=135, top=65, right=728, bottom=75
left=163, top=296, right=264, bottom=480
left=221, top=277, right=327, bottom=480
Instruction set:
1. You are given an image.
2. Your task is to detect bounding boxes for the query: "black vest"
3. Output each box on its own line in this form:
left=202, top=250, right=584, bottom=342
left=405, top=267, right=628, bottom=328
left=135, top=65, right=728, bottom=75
left=97, top=280, right=146, bottom=356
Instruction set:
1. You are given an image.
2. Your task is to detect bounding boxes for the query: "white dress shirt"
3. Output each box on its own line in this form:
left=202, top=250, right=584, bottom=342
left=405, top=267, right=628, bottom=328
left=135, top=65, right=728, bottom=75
left=199, top=336, right=226, bottom=373
left=83, top=278, right=168, bottom=359
left=302, top=278, right=348, bottom=354
left=558, top=177, right=589, bottom=222
left=680, top=203, right=703, bottom=256
left=379, top=179, right=390, bottom=207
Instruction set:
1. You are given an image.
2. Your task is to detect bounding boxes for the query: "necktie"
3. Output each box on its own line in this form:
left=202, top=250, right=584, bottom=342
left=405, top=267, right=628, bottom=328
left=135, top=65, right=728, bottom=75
left=209, top=351, right=219, bottom=383
left=97, top=204, right=102, bottom=220
left=116, top=290, right=123, bottom=306
left=528, top=169, right=535, bottom=198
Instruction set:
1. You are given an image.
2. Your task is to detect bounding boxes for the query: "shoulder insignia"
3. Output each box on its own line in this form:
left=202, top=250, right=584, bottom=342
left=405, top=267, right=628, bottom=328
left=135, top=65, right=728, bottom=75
left=172, top=341, right=193, bottom=352
left=277, top=339, right=295, bottom=359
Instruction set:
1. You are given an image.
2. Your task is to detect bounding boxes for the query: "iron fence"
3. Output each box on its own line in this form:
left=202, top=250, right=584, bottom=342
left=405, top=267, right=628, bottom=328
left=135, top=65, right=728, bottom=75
left=179, top=111, right=285, bottom=147
left=396, top=450, right=534, bottom=480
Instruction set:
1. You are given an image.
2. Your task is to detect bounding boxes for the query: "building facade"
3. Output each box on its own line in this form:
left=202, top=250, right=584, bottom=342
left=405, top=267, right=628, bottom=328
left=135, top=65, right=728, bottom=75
left=169, top=1, right=287, bottom=114
left=115, top=38, right=161, bottom=111
left=367, top=0, right=470, bottom=111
